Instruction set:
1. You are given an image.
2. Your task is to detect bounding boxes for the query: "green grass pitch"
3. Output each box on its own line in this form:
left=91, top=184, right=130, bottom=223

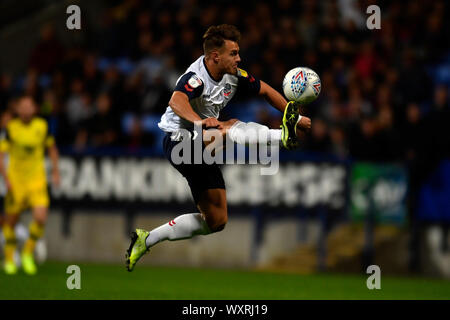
left=1, top=261, right=449, bottom=299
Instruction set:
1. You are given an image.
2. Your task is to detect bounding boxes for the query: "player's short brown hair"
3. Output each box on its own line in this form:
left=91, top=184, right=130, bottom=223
left=203, top=24, right=241, bottom=55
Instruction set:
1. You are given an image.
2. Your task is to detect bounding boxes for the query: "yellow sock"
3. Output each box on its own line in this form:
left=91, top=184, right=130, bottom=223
left=23, top=221, right=44, bottom=255
left=2, top=224, right=16, bottom=262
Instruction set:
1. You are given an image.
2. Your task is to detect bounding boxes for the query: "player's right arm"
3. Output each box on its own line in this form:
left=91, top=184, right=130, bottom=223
left=0, top=130, right=11, bottom=191
left=169, top=72, right=222, bottom=129
left=0, top=152, right=9, bottom=190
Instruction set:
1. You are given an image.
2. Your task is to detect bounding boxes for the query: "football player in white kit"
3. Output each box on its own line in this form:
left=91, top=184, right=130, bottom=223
left=126, top=24, right=311, bottom=271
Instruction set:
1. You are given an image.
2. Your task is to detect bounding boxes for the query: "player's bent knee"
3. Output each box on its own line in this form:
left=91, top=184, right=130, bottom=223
left=211, top=222, right=226, bottom=233
left=208, top=214, right=228, bottom=233
left=209, top=219, right=227, bottom=233
left=201, top=208, right=227, bottom=233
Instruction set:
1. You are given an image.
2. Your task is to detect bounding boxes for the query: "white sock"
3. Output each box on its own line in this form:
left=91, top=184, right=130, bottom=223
left=145, top=213, right=211, bottom=248
left=227, top=121, right=282, bottom=146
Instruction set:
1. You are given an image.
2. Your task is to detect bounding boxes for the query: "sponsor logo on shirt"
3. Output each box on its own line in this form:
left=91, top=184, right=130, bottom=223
left=223, top=83, right=232, bottom=97
left=237, top=68, right=248, bottom=78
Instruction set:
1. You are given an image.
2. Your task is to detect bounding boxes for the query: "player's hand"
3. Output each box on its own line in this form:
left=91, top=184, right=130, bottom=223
left=51, top=170, right=61, bottom=187
left=297, top=116, right=311, bottom=132
left=4, top=178, right=12, bottom=192
left=201, top=117, right=223, bottom=129
left=291, top=101, right=306, bottom=114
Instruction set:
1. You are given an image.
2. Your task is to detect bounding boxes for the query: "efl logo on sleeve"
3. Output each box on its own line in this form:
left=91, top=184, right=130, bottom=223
left=188, top=75, right=202, bottom=89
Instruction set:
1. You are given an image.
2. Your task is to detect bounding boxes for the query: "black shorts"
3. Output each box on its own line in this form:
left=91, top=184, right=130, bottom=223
left=163, top=132, right=225, bottom=204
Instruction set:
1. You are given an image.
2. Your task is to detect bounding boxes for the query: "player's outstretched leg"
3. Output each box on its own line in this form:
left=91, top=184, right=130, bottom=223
left=281, top=101, right=301, bottom=150
left=226, top=120, right=282, bottom=146
left=126, top=212, right=213, bottom=271
left=225, top=102, right=308, bottom=150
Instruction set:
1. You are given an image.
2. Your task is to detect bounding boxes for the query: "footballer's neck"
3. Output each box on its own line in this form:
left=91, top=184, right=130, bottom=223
left=204, top=57, right=224, bottom=82
left=20, top=117, right=33, bottom=125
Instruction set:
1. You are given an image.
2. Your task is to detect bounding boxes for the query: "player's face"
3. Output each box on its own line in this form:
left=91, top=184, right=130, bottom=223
left=218, top=40, right=241, bottom=75
left=16, top=97, right=36, bottom=122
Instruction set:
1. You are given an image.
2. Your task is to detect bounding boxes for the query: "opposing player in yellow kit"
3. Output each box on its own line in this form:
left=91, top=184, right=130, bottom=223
left=0, top=96, right=60, bottom=275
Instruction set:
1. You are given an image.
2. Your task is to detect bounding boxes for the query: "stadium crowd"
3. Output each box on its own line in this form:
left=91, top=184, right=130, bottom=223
left=0, top=0, right=449, bottom=165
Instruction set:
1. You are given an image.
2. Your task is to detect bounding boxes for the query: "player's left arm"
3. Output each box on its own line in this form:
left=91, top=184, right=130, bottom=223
left=46, top=140, right=60, bottom=187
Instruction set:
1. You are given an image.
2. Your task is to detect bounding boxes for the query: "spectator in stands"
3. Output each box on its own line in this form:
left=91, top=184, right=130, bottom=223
left=28, top=23, right=65, bottom=74
left=84, top=92, right=120, bottom=148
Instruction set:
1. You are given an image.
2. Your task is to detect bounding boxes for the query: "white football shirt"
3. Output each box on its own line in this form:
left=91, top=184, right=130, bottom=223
left=158, top=55, right=260, bottom=133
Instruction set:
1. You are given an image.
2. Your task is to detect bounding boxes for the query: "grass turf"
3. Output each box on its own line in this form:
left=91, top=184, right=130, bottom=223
left=0, top=261, right=449, bottom=300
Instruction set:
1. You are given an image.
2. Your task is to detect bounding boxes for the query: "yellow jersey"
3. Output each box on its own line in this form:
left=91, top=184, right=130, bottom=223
left=0, top=117, right=55, bottom=182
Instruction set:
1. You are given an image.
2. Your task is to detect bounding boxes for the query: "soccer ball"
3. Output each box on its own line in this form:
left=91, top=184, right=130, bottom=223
left=282, top=67, right=321, bottom=105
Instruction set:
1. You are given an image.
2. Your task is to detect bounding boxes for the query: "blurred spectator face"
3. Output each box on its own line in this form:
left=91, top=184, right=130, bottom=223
left=157, top=10, right=172, bottom=28
left=263, top=49, right=276, bottom=65
left=52, top=71, right=64, bottom=88
left=406, top=103, right=420, bottom=124
left=16, top=97, right=36, bottom=122
left=130, top=117, right=142, bottom=138
left=181, top=29, right=195, bottom=46
left=311, top=118, right=328, bottom=140
left=137, top=11, right=151, bottom=30
left=348, top=99, right=361, bottom=119
left=362, top=78, right=375, bottom=95
left=348, top=86, right=362, bottom=101
left=401, top=49, right=415, bottom=68
left=96, top=93, right=111, bottom=115
left=321, top=71, right=334, bottom=91
left=434, top=86, right=448, bottom=108
left=70, top=78, right=84, bottom=94
left=138, top=30, right=152, bottom=53
left=330, top=126, right=345, bottom=145
left=272, top=63, right=286, bottom=87
left=269, top=32, right=283, bottom=50
left=42, top=88, right=58, bottom=114
left=24, top=69, right=38, bottom=96
left=355, top=41, right=376, bottom=79
left=378, top=106, right=394, bottom=130
left=81, top=93, right=92, bottom=109
left=319, top=38, right=332, bottom=53
left=223, top=6, right=240, bottom=26
left=160, top=33, right=175, bottom=51
left=280, top=16, right=295, bottom=33
left=255, top=3, right=271, bottom=23
left=385, top=70, right=398, bottom=86
left=0, top=73, right=12, bottom=90
left=332, top=56, right=345, bottom=72
left=249, top=63, right=263, bottom=79
left=176, top=11, right=190, bottom=26
left=329, top=86, right=341, bottom=103
left=361, top=118, right=376, bottom=137
left=335, top=36, right=349, bottom=55
left=40, top=23, right=55, bottom=42
left=426, top=13, right=442, bottom=33
left=303, top=50, right=317, bottom=68
left=377, top=85, right=392, bottom=106
left=83, top=55, right=97, bottom=78
left=104, top=66, right=119, bottom=83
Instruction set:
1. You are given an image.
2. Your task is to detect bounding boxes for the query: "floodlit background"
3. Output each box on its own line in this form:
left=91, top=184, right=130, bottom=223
left=0, top=0, right=449, bottom=299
